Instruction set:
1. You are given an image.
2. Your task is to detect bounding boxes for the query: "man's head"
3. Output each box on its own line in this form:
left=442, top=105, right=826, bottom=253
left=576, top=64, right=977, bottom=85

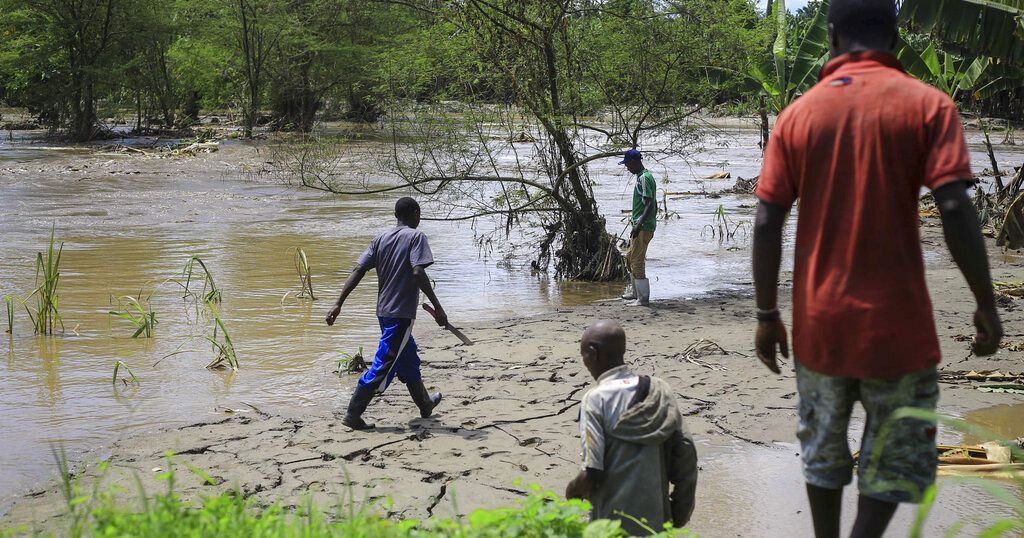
left=395, top=197, right=421, bottom=228
left=580, top=319, right=627, bottom=380
left=619, top=149, right=645, bottom=175
left=827, top=0, right=897, bottom=57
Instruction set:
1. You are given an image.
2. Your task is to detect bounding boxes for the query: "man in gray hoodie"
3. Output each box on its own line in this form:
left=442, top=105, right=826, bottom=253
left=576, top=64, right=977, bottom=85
left=566, top=320, right=698, bottom=535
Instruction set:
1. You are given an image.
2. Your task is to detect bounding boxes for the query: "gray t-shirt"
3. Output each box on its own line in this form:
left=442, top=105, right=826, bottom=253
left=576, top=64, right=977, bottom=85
left=357, top=225, right=434, bottom=319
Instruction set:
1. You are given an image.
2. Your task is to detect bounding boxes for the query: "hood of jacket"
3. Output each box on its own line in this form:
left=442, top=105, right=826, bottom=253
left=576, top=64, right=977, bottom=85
left=610, top=376, right=682, bottom=445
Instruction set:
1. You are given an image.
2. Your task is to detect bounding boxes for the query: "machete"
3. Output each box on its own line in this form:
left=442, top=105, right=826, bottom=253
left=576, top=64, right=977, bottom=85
left=422, top=303, right=474, bottom=346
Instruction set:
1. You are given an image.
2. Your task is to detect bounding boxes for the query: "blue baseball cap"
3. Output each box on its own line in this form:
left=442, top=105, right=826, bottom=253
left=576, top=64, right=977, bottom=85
left=618, top=149, right=642, bottom=164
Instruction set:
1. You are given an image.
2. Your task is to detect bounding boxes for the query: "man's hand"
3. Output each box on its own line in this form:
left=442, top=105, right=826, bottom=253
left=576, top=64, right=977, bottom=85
left=755, top=319, right=788, bottom=374
left=325, top=304, right=342, bottom=326
left=630, top=225, right=640, bottom=238
left=432, top=306, right=448, bottom=328
left=973, top=306, right=1003, bottom=356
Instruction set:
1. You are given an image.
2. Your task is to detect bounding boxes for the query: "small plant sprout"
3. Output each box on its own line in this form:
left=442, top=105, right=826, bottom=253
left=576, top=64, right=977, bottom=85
left=702, top=204, right=747, bottom=243
left=292, top=246, right=316, bottom=300
left=109, top=295, right=157, bottom=338
left=5, top=294, right=14, bottom=334
left=181, top=256, right=221, bottom=305
left=205, top=316, right=238, bottom=370
left=25, top=226, right=64, bottom=335
left=112, top=361, right=140, bottom=386
left=337, top=346, right=367, bottom=375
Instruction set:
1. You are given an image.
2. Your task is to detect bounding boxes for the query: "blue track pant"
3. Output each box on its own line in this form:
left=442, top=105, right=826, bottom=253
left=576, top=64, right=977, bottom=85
left=357, top=317, right=421, bottom=394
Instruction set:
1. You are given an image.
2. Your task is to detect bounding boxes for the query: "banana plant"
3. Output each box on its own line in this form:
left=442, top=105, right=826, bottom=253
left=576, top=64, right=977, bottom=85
left=896, top=38, right=992, bottom=99
left=899, top=0, right=1024, bottom=65
left=706, top=0, right=830, bottom=148
left=755, top=0, right=831, bottom=115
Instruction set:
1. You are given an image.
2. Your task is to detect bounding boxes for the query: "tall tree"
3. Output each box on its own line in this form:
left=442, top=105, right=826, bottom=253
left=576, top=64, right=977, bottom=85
left=0, top=0, right=134, bottom=140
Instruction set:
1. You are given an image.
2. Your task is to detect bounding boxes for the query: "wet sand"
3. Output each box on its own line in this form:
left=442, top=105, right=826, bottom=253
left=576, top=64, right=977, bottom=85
left=3, top=222, right=1023, bottom=537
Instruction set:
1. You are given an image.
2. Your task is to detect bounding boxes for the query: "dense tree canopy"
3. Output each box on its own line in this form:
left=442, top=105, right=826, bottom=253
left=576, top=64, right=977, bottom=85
left=0, top=0, right=1020, bottom=141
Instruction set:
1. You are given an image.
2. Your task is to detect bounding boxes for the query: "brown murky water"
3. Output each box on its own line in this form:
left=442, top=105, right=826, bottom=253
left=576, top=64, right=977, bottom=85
left=1, top=125, right=1022, bottom=534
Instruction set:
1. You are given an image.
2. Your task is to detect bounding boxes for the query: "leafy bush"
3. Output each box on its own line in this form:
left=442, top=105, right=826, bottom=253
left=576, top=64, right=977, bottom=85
left=1, top=459, right=693, bottom=538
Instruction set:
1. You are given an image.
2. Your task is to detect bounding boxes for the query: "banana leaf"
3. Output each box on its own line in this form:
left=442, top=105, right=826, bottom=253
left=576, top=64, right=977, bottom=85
left=899, top=0, right=1024, bottom=64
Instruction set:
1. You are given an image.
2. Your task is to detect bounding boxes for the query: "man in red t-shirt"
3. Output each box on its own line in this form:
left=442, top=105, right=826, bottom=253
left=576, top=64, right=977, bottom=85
left=752, top=1, right=1003, bottom=537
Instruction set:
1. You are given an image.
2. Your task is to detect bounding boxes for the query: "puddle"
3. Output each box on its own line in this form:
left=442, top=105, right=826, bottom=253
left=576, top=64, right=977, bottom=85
left=693, top=441, right=1022, bottom=537
left=960, top=402, right=1024, bottom=446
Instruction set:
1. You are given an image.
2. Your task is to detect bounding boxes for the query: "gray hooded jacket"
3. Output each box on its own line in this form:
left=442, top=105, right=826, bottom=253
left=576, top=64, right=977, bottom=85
left=580, top=367, right=698, bottom=535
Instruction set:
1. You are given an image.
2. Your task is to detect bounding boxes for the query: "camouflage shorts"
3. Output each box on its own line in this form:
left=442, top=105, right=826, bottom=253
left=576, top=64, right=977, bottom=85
left=795, top=362, right=939, bottom=503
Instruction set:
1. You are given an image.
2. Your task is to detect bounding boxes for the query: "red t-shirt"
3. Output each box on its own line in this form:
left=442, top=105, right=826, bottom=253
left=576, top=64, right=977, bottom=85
left=757, top=51, right=972, bottom=379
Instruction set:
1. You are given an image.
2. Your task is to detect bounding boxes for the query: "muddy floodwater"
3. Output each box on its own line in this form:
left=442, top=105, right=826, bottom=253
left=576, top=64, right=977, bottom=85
left=1, top=123, right=1023, bottom=535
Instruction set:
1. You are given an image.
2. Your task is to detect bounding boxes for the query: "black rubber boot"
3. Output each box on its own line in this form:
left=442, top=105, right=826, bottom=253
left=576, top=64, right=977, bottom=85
left=408, top=381, right=442, bottom=419
left=342, top=384, right=377, bottom=430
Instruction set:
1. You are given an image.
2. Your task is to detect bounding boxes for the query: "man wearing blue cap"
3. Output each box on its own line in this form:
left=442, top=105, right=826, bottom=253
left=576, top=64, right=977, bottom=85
left=620, top=149, right=657, bottom=306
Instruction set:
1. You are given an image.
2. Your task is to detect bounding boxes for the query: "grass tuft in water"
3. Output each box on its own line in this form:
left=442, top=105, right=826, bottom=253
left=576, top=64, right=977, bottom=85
left=181, top=256, right=221, bottom=305
left=292, top=246, right=316, bottom=300
left=112, top=360, right=140, bottom=386
left=24, top=226, right=64, bottom=335
left=205, top=316, right=238, bottom=371
left=4, top=294, right=13, bottom=334
left=108, top=295, right=157, bottom=338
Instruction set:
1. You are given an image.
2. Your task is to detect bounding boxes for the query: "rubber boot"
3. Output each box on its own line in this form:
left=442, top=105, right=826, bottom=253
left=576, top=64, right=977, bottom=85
left=342, top=384, right=377, bottom=430
left=627, top=278, right=650, bottom=307
left=620, top=274, right=637, bottom=300
left=408, top=381, right=443, bottom=419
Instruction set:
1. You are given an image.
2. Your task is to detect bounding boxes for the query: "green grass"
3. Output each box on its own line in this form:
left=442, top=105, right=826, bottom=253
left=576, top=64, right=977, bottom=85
left=108, top=296, right=157, bottom=338
left=292, top=246, right=316, bottom=300
left=24, top=227, right=63, bottom=335
left=4, top=294, right=13, bottom=334
left=3, top=455, right=694, bottom=538
left=181, top=256, right=221, bottom=306
left=205, top=316, right=238, bottom=371
left=111, top=361, right=139, bottom=386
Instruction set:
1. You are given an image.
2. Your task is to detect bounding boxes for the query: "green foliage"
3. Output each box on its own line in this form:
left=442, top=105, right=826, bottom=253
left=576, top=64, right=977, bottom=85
left=898, top=0, right=1024, bottom=65
left=7, top=460, right=695, bottom=537
left=181, top=256, right=221, bottom=306
left=749, top=0, right=830, bottom=114
left=4, top=294, right=13, bottom=334
left=291, top=246, right=315, bottom=300
left=205, top=316, right=238, bottom=371
left=24, top=227, right=63, bottom=335
left=112, top=361, right=140, bottom=386
left=109, top=295, right=157, bottom=338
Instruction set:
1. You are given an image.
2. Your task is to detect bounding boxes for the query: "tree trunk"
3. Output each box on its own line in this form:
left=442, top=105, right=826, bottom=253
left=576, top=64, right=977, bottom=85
left=759, top=95, right=770, bottom=152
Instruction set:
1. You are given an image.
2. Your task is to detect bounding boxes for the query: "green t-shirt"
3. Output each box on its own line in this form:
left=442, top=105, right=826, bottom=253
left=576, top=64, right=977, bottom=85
left=632, top=169, right=657, bottom=232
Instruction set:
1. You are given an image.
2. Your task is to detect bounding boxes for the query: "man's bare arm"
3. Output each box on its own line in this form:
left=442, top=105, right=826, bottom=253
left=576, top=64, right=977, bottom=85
left=326, top=265, right=368, bottom=326
left=752, top=200, right=790, bottom=373
left=413, top=265, right=447, bottom=327
left=934, top=181, right=1003, bottom=355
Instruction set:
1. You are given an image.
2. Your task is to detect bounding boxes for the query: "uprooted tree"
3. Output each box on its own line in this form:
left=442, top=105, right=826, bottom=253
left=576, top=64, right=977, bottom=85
left=270, top=0, right=762, bottom=280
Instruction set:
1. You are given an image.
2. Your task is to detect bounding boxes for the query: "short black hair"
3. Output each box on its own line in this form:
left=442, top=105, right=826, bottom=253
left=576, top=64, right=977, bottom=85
left=828, top=0, right=896, bottom=44
left=395, top=197, right=420, bottom=220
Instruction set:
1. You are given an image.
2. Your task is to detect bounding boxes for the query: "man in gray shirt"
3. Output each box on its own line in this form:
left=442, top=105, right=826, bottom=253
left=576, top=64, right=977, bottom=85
left=566, top=320, right=698, bottom=535
left=326, top=197, right=449, bottom=430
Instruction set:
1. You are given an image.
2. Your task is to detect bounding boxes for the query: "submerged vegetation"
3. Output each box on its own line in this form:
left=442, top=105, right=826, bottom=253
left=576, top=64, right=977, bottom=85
left=24, top=227, right=63, bottom=335
left=108, top=296, right=157, bottom=338
left=180, top=256, right=221, bottom=306
left=111, top=361, right=139, bottom=386
left=205, top=316, right=239, bottom=371
left=290, top=246, right=315, bottom=301
left=5, top=294, right=13, bottom=334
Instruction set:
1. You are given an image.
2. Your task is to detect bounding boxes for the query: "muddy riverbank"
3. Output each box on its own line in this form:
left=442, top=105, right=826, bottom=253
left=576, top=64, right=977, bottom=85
left=3, top=221, right=1023, bottom=537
